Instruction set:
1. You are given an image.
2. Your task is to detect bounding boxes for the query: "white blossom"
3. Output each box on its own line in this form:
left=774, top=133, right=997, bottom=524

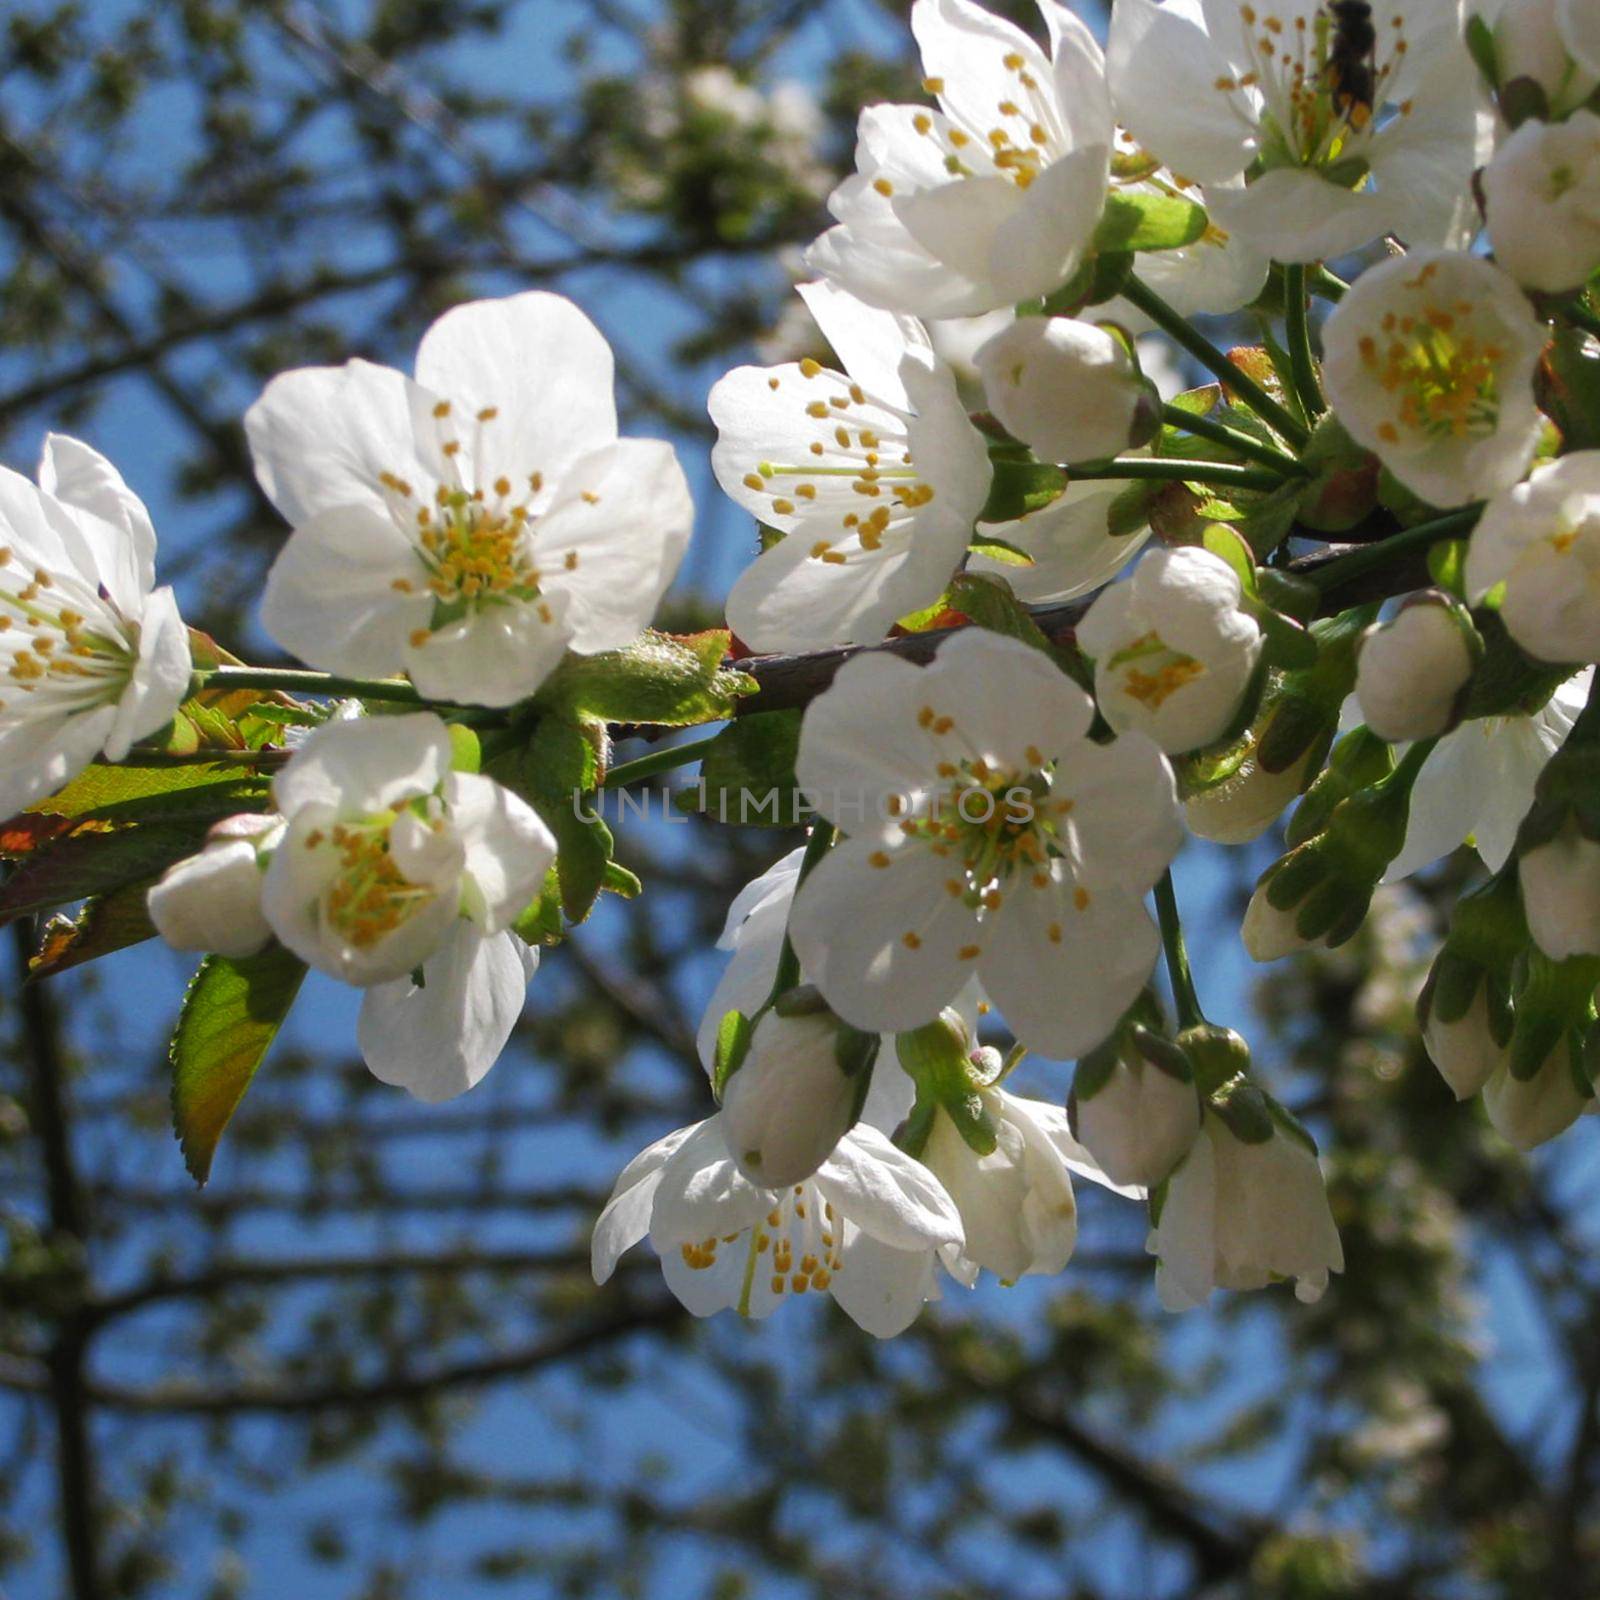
left=805, top=0, right=1114, bottom=317
left=1184, top=740, right=1318, bottom=845
left=1483, top=1045, right=1593, bottom=1148
left=1384, top=671, right=1591, bottom=881
left=1109, top=0, right=1480, bottom=262
left=1483, top=111, right=1600, bottom=293
left=710, top=281, right=991, bottom=650
left=0, top=435, right=191, bottom=821
left=1322, top=250, right=1547, bottom=511
left=1240, top=884, right=1314, bottom=962
left=250, top=291, right=692, bottom=707
left=591, top=1114, right=964, bottom=1338
left=974, top=317, right=1155, bottom=466
left=148, top=815, right=282, bottom=960
left=788, top=628, right=1183, bottom=1060
left=1076, top=545, right=1263, bottom=755
left=1355, top=598, right=1476, bottom=742
left=1147, top=1105, right=1344, bottom=1310
left=1466, top=453, right=1600, bottom=663
left=923, top=1085, right=1089, bottom=1283
left=1519, top=819, right=1600, bottom=959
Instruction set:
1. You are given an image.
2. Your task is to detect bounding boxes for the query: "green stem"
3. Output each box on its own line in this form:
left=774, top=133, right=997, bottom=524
left=1305, top=506, right=1483, bottom=596
left=1283, top=264, right=1325, bottom=422
left=1159, top=404, right=1309, bottom=477
left=194, top=666, right=427, bottom=703
left=1122, top=275, right=1310, bottom=449
left=1069, top=458, right=1285, bottom=493
left=601, top=732, right=722, bottom=790
left=768, top=821, right=836, bottom=1002
left=1308, top=264, right=1348, bottom=303
left=1154, top=869, right=1204, bottom=1030
left=1377, top=736, right=1439, bottom=804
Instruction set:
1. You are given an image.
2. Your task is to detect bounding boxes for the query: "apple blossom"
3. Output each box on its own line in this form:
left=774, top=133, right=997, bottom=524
left=1076, top=545, right=1264, bottom=755
left=1354, top=595, right=1478, bottom=743
left=591, top=1114, right=964, bottom=1338
left=1483, top=111, right=1600, bottom=293
left=710, top=281, right=990, bottom=650
left=1108, top=0, right=1480, bottom=263
left=1519, top=819, right=1600, bottom=959
left=1322, top=251, right=1547, bottom=511
left=787, top=628, right=1183, bottom=1061
left=1466, top=454, right=1600, bottom=664
left=805, top=0, right=1113, bottom=317
left=1147, top=1093, right=1344, bottom=1310
left=260, top=711, right=552, bottom=987
left=0, top=435, right=191, bottom=822
left=974, top=317, right=1157, bottom=467
left=250, top=291, right=692, bottom=707
left=147, top=815, right=283, bottom=960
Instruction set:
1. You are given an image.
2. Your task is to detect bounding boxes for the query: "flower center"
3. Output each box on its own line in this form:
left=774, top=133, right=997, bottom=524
left=0, top=546, right=136, bottom=718
left=1359, top=309, right=1504, bottom=442
left=420, top=493, right=540, bottom=608
left=1108, top=630, right=1205, bottom=710
left=908, top=50, right=1062, bottom=191
left=317, top=817, right=441, bottom=949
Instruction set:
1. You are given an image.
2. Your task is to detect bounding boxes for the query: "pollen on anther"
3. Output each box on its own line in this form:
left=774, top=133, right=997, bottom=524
left=902, top=930, right=923, bottom=950
left=409, top=628, right=431, bottom=648
left=432, top=400, right=451, bottom=419
left=1074, top=886, right=1091, bottom=911
left=869, top=850, right=891, bottom=869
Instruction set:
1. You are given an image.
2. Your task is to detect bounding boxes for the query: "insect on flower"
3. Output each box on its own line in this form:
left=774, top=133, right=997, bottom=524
left=1324, top=0, right=1377, bottom=125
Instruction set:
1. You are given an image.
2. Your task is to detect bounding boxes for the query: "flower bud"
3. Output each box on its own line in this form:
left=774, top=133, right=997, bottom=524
left=1184, top=740, right=1320, bottom=844
left=1483, top=111, right=1600, bottom=292
left=720, top=1006, right=872, bottom=1188
left=1071, top=1025, right=1199, bottom=1188
left=975, top=317, right=1158, bottom=467
left=1355, top=594, right=1478, bottom=743
left=1425, top=986, right=1511, bottom=1099
left=1519, top=817, right=1600, bottom=959
left=1483, top=1037, right=1593, bottom=1148
left=148, top=815, right=282, bottom=959
left=1077, top=545, right=1264, bottom=755
left=1467, top=0, right=1599, bottom=118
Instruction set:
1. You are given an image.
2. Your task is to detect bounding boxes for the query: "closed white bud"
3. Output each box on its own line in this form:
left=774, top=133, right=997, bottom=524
left=720, top=1010, right=862, bottom=1188
left=1241, top=884, right=1312, bottom=963
left=974, top=317, right=1156, bottom=467
left=1185, top=743, right=1317, bottom=845
left=1519, top=818, right=1600, bottom=959
left=1422, top=987, right=1508, bottom=1100
left=1483, top=1046, right=1592, bottom=1148
left=1073, top=1052, right=1200, bottom=1189
left=1355, top=597, right=1476, bottom=743
left=1470, top=0, right=1599, bottom=116
left=148, top=815, right=282, bottom=960
left=1484, top=111, right=1600, bottom=292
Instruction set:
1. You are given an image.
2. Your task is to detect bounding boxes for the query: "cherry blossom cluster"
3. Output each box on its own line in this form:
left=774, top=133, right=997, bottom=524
left=7, top=0, right=1600, bottom=1340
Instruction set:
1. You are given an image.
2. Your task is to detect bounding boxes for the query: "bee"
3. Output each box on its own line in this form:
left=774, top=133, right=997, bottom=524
left=1325, top=0, right=1377, bottom=125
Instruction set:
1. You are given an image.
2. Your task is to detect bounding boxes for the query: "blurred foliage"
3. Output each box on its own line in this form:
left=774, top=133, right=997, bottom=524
left=3, top=3, right=1600, bottom=1599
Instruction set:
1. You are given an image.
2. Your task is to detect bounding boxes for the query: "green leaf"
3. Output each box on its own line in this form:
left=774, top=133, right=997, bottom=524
left=515, top=717, right=614, bottom=924
left=1427, top=538, right=1469, bottom=598
left=981, top=456, right=1066, bottom=524
left=968, top=534, right=1034, bottom=567
left=170, top=945, right=307, bottom=1184
left=1092, top=191, right=1207, bottom=253
left=1200, top=525, right=1258, bottom=596
left=683, top=710, right=805, bottom=828
left=512, top=865, right=566, bottom=946
left=538, top=629, right=753, bottom=727
left=947, top=572, right=1094, bottom=689
left=0, top=819, right=220, bottom=924
left=30, top=881, right=158, bottom=978
left=712, top=1008, right=754, bottom=1097
left=26, top=760, right=269, bottom=825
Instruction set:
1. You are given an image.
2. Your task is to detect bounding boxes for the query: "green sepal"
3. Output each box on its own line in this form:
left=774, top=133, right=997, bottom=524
left=1092, top=190, right=1208, bottom=253
left=447, top=723, right=482, bottom=774
left=1177, top=1023, right=1251, bottom=1097
left=537, top=629, right=753, bottom=728
left=897, top=1014, right=996, bottom=1157
left=1285, top=726, right=1394, bottom=848
left=981, top=455, right=1067, bottom=523
left=1463, top=12, right=1498, bottom=85
left=1427, top=538, right=1469, bottom=599
left=1208, top=1076, right=1275, bottom=1144
left=1499, top=75, right=1550, bottom=127
left=1509, top=950, right=1600, bottom=1081
left=712, top=1008, right=755, bottom=1100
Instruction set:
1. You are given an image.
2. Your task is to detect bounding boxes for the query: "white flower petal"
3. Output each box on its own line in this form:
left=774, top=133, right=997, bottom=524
left=273, top=711, right=452, bottom=817
left=814, top=1123, right=964, bottom=1251
left=591, top=1120, right=704, bottom=1284
left=403, top=586, right=574, bottom=708
left=444, top=771, right=555, bottom=933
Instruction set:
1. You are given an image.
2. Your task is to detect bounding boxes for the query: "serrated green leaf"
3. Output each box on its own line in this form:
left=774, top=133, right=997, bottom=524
left=538, top=629, right=752, bottom=727
left=0, top=819, right=220, bottom=924
left=683, top=711, right=805, bottom=828
left=171, top=945, right=307, bottom=1184
left=1092, top=191, right=1208, bottom=253
left=27, top=760, right=270, bottom=824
